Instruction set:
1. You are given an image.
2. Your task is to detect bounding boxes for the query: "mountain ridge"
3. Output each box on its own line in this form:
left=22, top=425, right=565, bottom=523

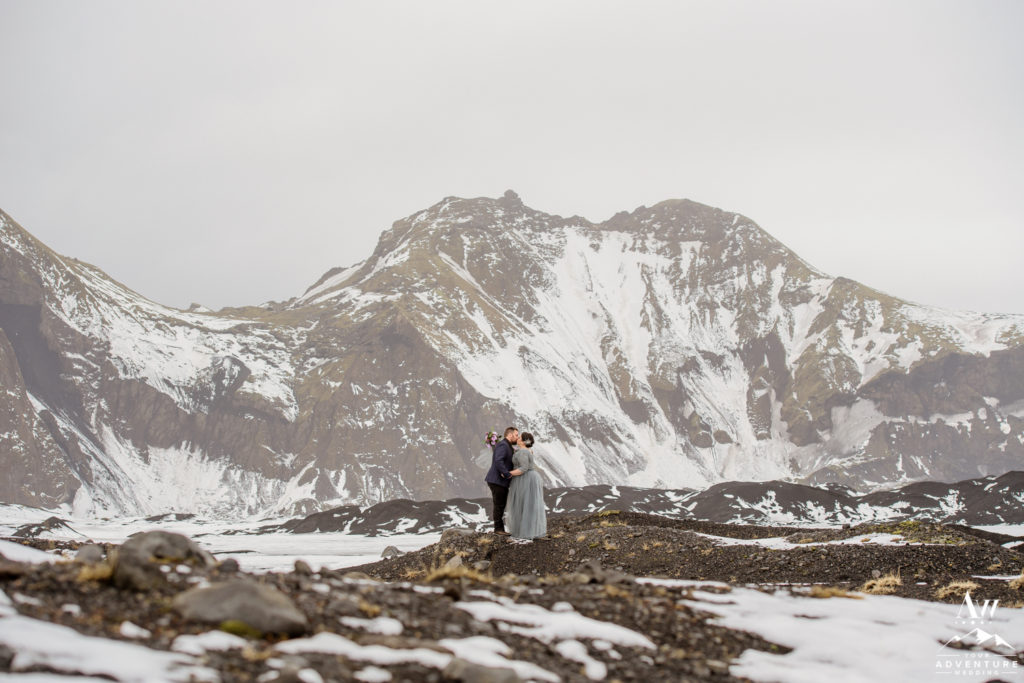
left=1, top=193, right=1023, bottom=517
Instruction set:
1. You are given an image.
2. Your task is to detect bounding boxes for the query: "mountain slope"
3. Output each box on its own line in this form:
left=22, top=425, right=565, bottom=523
left=1, top=192, right=1023, bottom=516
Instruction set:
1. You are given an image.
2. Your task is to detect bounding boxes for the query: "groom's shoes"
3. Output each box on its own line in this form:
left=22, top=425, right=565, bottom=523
left=494, top=530, right=510, bottom=536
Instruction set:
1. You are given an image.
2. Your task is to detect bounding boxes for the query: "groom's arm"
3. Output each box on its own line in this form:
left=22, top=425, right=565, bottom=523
left=492, top=442, right=513, bottom=480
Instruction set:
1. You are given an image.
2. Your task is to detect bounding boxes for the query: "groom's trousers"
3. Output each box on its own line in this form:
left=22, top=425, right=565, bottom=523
left=488, top=483, right=509, bottom=532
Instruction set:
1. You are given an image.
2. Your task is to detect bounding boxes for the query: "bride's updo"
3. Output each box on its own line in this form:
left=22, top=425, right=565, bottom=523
left=521, top=432, right=534, bottom=448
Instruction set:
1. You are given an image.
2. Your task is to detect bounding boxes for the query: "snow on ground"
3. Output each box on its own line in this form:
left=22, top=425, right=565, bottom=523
left=0, top=507, right=439, bottom=572
left=641, top=580, right=1024, bottom=682
left=4, top=577, right=1022, bottom=682
left=973, top=524, right=1024, bottom=537
left=0, top=541, right=54, bottom=565
left=202, top=531, right=442, bottom=573
left=692, top=532, right=909, bottom=549
left=0, top=595, right=217, bottom=682
left=3, top=509, right=1024, bottom=681
left=0, top=505, right=61, bottom=537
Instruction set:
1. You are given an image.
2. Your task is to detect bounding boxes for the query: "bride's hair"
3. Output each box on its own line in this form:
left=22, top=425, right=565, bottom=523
left=521, top=432, right=534, bottom=448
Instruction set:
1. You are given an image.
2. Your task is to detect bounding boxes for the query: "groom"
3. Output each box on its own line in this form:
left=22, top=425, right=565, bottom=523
left=485, top=426, right=522, bottom=535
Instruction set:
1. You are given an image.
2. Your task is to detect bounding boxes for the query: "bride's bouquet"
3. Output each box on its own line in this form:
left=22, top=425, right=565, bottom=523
left=483, top=430, right=500, bottom=449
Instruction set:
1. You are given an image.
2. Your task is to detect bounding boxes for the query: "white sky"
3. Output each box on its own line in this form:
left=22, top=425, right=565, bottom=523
left=1, top=1, right=1021, bottom=313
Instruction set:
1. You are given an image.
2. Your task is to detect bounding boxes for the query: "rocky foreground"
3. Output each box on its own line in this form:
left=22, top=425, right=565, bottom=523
left=2, top=511, right=1024, bottom=682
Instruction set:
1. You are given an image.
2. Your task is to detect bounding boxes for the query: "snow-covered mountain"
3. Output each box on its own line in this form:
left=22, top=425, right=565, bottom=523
left=2, top=191, right=1023, bottom=517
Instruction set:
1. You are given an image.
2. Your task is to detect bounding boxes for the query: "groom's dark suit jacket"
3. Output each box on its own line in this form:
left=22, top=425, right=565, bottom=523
left=485, top=438, right=515, bottom=488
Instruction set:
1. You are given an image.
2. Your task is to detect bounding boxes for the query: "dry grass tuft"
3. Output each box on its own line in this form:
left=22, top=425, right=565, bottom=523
left=1009, top=571, right=1024, bottom=591
left=935, top=580, right=980, bottom=600
left=603, top=584, right=632, bottom=600
left=596, top=510, right=621, bottom=517
left=860, top=570, right=902, bottom=595
left=576, top=533, right=587, bottom=543
left=76, top=561, right=114, bottom=583
left=358, top=599, right=381, bottom=617
left=808, top=585, right=861, bottom=599
left=476, top=536, right=493, bottom=546
left=424, top=563, right=493, bottom=584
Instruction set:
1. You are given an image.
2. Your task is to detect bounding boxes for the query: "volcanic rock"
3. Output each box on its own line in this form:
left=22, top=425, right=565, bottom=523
left=113, top=530, right=215, bottom=591
left=172, top=580, right=308, bottom=636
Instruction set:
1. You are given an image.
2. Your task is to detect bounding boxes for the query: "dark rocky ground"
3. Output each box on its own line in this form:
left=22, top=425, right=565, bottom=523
left=1, top=511, right=1023, bottom=682
left=351, top=512, right=1024, bottom=606
left=272, top=473, right=1024, bottom=537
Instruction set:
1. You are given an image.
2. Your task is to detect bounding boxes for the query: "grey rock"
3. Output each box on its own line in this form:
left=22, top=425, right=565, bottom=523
left=217, top=558, right=240, bottom=573
left=444, top=555, right=464, bottom=569
left=706, top=659, right=730, bottom=674
left=381, top=545, right=403, bottom=559
left=0, top=643, right=13, bottom=669
left=172, top=580, right=308, bottom=636
left=443, top=657, right=522, bottom=682
left=576, top=558, right=631, bottom=585
left=257, top=670, right=305, bottom=683
left=74, top=544, right=105, bottom=564
left=472, top=560, right=491, bottom=572
left=293, top=559, right=313, bottom=575
left=113, top=531, right=215, bottom=591
left=440, top=528, right=476, bottom=544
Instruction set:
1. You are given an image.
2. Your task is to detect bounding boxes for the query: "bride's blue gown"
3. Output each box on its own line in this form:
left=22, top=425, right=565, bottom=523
left=506, top=448, right=547, bottom=539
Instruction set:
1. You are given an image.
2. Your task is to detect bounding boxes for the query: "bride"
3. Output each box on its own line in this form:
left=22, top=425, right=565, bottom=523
left=506, top=432, right=547, bottom=539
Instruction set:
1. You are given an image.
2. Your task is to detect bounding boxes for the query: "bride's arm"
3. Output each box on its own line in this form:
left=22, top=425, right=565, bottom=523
left=510, top=451, right=529, bottom=476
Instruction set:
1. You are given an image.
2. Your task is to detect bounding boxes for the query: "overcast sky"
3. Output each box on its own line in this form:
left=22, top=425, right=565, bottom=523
left=1, top=1, right=1022, bottom=314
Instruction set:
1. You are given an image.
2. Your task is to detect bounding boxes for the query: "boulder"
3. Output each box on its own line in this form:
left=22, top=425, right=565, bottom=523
left=217, top=558, right=240, bottom=573
left=173, top=580, right=308, bottom=636
left=572, top=559, right=631, bottom=585
left=443, top=658, right=522, bottom=683
left=440, top=528, right=476, bottom=544
left=113, top=531, right=215, bottom=591
left=74, top=544, right=105, bottom=564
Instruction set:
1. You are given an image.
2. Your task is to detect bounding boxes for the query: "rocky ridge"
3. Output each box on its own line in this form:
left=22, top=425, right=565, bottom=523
left=2, top=193, right=1024, bottom=515
left=276, top=471, right=1024, bottom=537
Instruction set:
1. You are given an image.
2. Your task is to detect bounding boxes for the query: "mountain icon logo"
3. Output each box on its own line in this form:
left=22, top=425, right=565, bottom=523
left=940, top=627, right=1015, bottom=656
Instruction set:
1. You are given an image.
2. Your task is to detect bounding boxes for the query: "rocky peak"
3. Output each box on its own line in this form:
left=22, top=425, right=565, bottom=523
left=1, top=195, right=1023, bottom=516
left=497, top=188, right=523, bottom=208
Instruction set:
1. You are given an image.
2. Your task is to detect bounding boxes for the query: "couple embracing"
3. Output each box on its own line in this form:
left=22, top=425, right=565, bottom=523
left=484, top=427, right=547, bottom=539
